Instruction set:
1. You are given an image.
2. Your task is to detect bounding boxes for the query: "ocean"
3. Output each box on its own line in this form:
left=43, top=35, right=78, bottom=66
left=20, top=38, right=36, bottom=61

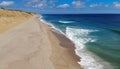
left=41, top=14, right=120, bottom=69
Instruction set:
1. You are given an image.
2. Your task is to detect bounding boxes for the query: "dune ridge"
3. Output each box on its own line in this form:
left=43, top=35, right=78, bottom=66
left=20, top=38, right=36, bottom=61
left=0, top=9, right=34, bottom=33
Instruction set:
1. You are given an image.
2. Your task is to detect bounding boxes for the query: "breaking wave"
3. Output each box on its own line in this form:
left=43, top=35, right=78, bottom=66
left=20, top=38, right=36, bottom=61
left=66, top=27, right=113, bottom=69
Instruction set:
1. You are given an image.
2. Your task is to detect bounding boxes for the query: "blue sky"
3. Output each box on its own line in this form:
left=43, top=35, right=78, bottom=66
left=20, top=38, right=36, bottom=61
left=0, top=0, right=120, bottom=14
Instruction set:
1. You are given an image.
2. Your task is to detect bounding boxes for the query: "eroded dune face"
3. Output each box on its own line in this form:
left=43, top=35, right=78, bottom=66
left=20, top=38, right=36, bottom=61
left=0, top=9, right=34, bottom=33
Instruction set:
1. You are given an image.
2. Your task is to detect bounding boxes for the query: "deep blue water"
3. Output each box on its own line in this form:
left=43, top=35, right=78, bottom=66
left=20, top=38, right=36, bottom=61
left=41, top=14, right=120, bottom=69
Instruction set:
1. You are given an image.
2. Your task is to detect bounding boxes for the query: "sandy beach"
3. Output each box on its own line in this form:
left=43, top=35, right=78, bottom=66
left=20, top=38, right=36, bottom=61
left=0, top=9, right=83, bottom=69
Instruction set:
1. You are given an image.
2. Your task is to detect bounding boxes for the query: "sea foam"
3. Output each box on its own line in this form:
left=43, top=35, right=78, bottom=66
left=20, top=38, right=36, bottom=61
left=66, top=27, right=113, bottom=69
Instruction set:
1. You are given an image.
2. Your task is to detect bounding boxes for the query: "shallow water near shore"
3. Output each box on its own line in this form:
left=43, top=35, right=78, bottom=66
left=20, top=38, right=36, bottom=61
left=41, top=14, right=120, bottom=69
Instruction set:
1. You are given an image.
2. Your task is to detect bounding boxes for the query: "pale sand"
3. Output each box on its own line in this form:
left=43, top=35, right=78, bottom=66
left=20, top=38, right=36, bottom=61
left=0, top=15, right=83, bottom=69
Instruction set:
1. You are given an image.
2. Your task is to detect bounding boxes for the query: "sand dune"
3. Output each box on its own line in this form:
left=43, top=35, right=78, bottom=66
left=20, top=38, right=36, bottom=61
left=0, top=9, right=33, bottom=33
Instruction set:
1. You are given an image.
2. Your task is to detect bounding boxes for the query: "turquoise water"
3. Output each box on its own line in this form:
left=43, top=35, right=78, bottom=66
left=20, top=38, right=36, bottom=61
left=41, top=14, right=120, bottom=69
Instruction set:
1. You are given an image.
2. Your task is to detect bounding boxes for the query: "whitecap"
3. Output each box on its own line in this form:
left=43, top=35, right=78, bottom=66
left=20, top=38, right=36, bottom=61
left=59, top=20, right=74, bottom=24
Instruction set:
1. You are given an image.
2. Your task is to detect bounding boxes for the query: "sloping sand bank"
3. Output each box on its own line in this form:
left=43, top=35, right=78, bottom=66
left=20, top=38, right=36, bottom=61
left=0, top=13, right=82, bottom=69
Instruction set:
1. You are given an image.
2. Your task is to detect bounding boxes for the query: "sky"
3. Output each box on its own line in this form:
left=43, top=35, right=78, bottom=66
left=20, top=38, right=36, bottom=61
left=0, top=0, right=120, bottom=14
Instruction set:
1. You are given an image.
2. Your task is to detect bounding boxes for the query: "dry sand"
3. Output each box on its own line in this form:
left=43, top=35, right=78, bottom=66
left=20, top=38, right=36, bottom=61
left=0, top=9, right=83, bottom=69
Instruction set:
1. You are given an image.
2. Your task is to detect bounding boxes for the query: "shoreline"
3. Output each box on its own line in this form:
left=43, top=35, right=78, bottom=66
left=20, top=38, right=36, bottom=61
left=38, top=15, right=83, bottom=69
